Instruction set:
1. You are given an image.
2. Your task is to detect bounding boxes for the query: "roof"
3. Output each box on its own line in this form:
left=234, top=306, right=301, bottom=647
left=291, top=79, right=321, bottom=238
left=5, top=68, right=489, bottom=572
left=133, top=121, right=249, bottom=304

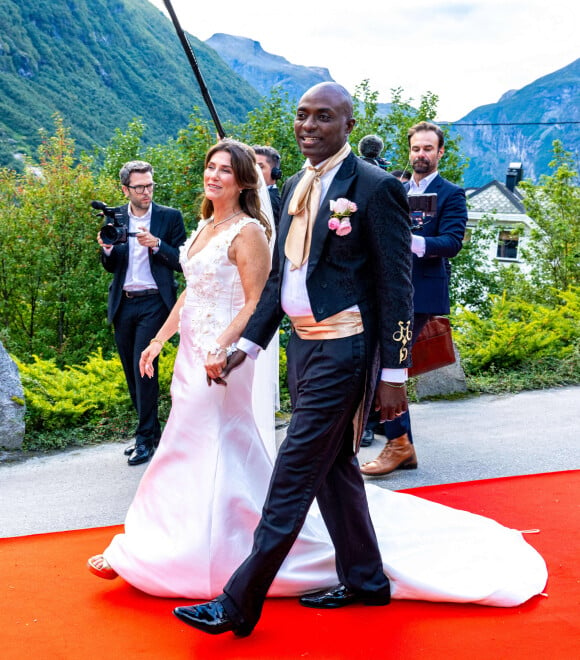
left=466, top=180, right=527, bottom=214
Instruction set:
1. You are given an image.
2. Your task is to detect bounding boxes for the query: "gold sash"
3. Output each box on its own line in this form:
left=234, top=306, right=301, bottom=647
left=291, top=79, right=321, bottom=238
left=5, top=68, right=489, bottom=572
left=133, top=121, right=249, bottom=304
left=290, top=311, right=364, bottom=341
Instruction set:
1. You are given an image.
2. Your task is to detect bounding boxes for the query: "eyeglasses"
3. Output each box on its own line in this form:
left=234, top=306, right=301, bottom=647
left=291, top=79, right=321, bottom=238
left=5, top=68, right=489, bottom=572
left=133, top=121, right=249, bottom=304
left=126, top=183, right=156, bottom=194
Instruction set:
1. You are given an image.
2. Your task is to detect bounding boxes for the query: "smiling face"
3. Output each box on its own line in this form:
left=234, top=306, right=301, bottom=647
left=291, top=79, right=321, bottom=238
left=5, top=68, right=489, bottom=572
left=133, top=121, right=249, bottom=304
left=203, top=150, right=240, bottom=212
left=294, top=84, right=355, bottom=166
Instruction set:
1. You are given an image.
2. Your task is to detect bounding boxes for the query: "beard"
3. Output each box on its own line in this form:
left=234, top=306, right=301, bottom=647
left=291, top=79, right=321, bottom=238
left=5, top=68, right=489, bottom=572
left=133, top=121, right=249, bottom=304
left=412, top=158, right=433, bottom=174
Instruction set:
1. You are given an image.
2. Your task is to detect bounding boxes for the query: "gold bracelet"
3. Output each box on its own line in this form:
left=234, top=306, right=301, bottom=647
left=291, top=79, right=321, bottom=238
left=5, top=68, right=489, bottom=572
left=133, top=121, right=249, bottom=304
left=150, top=337, right=164, bottom=347
left=383, top=381, right=406, bottom=388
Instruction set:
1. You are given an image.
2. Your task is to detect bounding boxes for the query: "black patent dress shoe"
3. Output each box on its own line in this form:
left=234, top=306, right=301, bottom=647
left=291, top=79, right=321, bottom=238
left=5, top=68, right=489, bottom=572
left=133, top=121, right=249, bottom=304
left=127, top=444, right=155, bottom=466
left=173, top=600, right=251, bottom=637
left=299, top=583, right=390, bottom=609
left=360, top=429, right=374, bottom=447
left=123, top=444, right=135, bottom=456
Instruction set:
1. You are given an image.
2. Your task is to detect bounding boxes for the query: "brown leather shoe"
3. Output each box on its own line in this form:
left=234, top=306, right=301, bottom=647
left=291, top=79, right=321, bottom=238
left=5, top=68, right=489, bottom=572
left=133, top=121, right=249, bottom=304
left=360, top=434, right=418, bottom=476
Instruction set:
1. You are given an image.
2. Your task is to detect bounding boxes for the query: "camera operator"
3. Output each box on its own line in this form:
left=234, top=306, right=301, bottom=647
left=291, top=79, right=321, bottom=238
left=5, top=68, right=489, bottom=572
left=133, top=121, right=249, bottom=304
left=361, top=122, right=467, bottom=475
left=97, top=160, right=186, bottom=466
left=358, top=134, right=390, bottom=170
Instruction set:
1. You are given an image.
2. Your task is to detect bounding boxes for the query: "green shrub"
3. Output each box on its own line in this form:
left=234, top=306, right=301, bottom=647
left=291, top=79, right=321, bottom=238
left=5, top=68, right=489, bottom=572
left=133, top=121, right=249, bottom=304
left=278, top=339, right=290, bottom=414
left=453, top=287, right=580, bottom=372
left=16, top=343, right=177, bottom=450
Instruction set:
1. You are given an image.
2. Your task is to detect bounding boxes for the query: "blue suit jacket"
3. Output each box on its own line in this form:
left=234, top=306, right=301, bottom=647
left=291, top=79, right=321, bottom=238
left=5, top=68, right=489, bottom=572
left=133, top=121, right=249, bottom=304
left=407, top=174, right=467, bottom=315
left=101, top=202, right=187, bottom=323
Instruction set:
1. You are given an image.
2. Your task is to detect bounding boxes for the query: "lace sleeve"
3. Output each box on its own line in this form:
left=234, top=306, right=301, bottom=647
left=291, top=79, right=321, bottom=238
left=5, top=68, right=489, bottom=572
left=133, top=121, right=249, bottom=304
left=224, top=218, right=265, bottom=248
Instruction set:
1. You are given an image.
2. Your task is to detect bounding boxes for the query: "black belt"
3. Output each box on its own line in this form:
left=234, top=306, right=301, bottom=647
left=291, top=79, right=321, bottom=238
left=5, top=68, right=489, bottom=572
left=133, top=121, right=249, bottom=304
left=124, top=289, right=159, bottom=298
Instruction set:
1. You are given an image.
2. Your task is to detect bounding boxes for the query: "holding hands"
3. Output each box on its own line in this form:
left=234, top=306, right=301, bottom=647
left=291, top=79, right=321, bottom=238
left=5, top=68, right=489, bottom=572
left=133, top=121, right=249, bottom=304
left=205, top=346, right=246, bottom=386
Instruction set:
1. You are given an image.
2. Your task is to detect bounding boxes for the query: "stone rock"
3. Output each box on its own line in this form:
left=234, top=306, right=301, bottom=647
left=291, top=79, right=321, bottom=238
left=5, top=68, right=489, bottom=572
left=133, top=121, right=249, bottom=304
left=0, top=342, right=25, bottom=449
left=415, top=344, right=467, bottom=400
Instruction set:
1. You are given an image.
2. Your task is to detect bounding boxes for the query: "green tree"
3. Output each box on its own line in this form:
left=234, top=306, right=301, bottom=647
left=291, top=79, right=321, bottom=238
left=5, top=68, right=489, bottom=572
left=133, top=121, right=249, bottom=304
left=350, top=79, right=387, bottom=147
left=144, top=111, right=216, bottom=227
left=518, top=141, right=580, bottom=297
left=449, top=216, right=503, bottom=313
left=237, top=88, right=303, bottom=186
left=382, top=87, right=467, bottom=183
left=0, top=116, right=117, bottom=365
left=348, top=83, right=467, bottom=184
left=94, top=111, right=216, bottom=230
left=98, top=117, right=146, bottom=187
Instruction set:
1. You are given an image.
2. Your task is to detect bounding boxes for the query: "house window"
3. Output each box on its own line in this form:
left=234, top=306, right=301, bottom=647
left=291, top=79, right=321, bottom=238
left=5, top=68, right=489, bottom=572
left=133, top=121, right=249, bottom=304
left=496, top=229, right=519, bottom=260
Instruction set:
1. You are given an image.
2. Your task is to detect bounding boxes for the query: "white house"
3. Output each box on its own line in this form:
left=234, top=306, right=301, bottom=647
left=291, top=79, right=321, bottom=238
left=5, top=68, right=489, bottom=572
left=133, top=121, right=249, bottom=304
left=465, top=163, right=533, bottom=270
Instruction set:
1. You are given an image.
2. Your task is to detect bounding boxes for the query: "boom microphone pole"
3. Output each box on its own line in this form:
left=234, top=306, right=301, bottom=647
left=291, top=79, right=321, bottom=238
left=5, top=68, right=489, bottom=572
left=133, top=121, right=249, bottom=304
left=162, top=0, right=226, bottom=139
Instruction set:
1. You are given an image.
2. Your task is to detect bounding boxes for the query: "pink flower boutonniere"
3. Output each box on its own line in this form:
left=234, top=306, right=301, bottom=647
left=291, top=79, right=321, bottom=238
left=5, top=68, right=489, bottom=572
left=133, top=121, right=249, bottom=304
left=328, top=198, right=357, bottom=236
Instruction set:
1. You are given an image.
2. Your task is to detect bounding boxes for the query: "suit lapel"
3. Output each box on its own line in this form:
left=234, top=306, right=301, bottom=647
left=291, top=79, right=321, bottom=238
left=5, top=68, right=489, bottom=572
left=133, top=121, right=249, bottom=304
left=277, top=154, right=357, bottom=273
left=307, top=155, right=356, bottom=274
left=424, top=173, right=442, bottom=194
left=149, top=202, right=160, bottom=236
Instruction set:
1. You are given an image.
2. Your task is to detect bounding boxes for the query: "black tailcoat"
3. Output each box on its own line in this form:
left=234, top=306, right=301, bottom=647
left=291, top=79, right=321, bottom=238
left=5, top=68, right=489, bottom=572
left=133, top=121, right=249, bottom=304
left=220, top=152, right=414, bottom=631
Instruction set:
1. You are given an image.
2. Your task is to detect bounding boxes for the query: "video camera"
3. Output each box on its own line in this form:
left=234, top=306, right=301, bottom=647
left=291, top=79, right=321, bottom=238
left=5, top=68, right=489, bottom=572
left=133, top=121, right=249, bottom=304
left=408, top=193, right=437, bottom=231
left=91, top=200, right=127, bottom=245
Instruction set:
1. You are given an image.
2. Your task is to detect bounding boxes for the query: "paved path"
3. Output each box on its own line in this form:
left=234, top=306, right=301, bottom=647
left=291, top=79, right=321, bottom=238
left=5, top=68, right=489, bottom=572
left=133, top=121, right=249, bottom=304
left=1, top=386, right=578, bottom=538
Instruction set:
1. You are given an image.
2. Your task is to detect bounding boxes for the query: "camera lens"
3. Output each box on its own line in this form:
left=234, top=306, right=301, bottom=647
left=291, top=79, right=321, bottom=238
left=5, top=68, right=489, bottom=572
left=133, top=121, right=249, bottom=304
left=101, top=224, right=121, bottom=244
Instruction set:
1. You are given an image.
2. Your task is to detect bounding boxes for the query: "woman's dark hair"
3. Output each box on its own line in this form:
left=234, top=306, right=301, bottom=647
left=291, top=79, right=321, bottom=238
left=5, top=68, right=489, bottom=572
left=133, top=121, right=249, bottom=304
left=201, top=139, right=272, bottom=241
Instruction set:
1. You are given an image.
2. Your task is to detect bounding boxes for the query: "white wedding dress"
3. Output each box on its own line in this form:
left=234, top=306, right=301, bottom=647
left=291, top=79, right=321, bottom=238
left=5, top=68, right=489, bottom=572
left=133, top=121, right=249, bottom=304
left=104, top=218, right=547, bottom=607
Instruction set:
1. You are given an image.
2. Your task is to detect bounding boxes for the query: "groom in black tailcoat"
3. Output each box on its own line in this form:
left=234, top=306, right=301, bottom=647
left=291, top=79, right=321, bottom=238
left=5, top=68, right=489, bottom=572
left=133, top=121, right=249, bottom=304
left=174, top=82, right=414, bottom=636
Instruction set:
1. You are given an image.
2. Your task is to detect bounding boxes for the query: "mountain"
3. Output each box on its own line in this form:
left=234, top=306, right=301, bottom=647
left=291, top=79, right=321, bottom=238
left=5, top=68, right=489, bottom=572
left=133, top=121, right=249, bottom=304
left=0, top=0, right=259, bottom=168
left=206, top=33, right=334, bottom=101
left=205, top=34, right=578, bottom=187
left=205, top=33, right=393, bottom=117
left=452, top=59, right=580, bottom=187
left=1, top=2, right=577, bottom=187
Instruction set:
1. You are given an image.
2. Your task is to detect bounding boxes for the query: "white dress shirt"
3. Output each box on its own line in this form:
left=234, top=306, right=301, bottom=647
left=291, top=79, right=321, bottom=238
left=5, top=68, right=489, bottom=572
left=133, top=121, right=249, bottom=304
left=123, top=205, right=157, bottom=291
left=102, top=204, right=158, bottom=291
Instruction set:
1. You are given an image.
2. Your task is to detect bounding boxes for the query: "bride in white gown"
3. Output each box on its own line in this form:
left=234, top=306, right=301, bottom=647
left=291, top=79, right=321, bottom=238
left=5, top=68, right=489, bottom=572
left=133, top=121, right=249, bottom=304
left=88, top=139, right=547, bottom=607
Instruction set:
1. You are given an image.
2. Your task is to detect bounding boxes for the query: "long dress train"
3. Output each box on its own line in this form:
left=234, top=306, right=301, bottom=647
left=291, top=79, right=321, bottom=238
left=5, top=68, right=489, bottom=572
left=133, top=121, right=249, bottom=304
left=104, top=218, right=547, bottom=607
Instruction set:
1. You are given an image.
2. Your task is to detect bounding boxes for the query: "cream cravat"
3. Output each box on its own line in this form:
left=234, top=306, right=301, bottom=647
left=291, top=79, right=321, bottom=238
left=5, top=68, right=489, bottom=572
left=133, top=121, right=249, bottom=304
left=285, top=143, right=351, bottom=270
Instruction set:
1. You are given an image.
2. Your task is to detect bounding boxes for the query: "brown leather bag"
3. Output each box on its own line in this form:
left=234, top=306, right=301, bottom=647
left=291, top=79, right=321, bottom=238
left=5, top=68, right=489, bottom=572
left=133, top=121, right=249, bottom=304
left=408, top=316, right=455, bottom=378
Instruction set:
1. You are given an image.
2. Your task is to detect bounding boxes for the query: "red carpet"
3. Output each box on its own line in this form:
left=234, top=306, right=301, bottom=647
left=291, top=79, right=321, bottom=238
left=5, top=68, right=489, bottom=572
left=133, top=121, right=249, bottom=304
left=2, top=471, right=579, bottom=659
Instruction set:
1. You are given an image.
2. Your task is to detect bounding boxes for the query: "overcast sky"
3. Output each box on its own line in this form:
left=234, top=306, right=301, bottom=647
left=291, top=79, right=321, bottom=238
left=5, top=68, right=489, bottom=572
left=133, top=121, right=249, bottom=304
left=149, top=0, right=578, bottom=121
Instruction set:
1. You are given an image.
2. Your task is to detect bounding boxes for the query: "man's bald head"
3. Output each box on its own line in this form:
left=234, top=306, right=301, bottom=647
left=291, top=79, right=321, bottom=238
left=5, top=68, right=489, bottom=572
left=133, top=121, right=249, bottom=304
left=294, top=83, right=356, bottom=165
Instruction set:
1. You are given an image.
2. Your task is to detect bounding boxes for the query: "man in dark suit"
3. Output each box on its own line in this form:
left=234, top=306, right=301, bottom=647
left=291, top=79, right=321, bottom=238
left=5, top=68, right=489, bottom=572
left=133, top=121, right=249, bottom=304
left=361, top=121, right=468, bottom=476
left=173, top=83, right=413, bottom=636
left=98, top=161, right=186, bottom=466
left=253, top=145, right=282, bottom=227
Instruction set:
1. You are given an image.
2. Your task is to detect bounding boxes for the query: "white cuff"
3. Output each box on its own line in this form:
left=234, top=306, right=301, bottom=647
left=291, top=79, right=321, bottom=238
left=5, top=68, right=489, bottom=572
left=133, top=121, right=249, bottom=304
left=411, top=235, right=426, bottom=257
left=237, top=337, right=261, bottom=360
left=380, top=368, right=407, bottom=383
